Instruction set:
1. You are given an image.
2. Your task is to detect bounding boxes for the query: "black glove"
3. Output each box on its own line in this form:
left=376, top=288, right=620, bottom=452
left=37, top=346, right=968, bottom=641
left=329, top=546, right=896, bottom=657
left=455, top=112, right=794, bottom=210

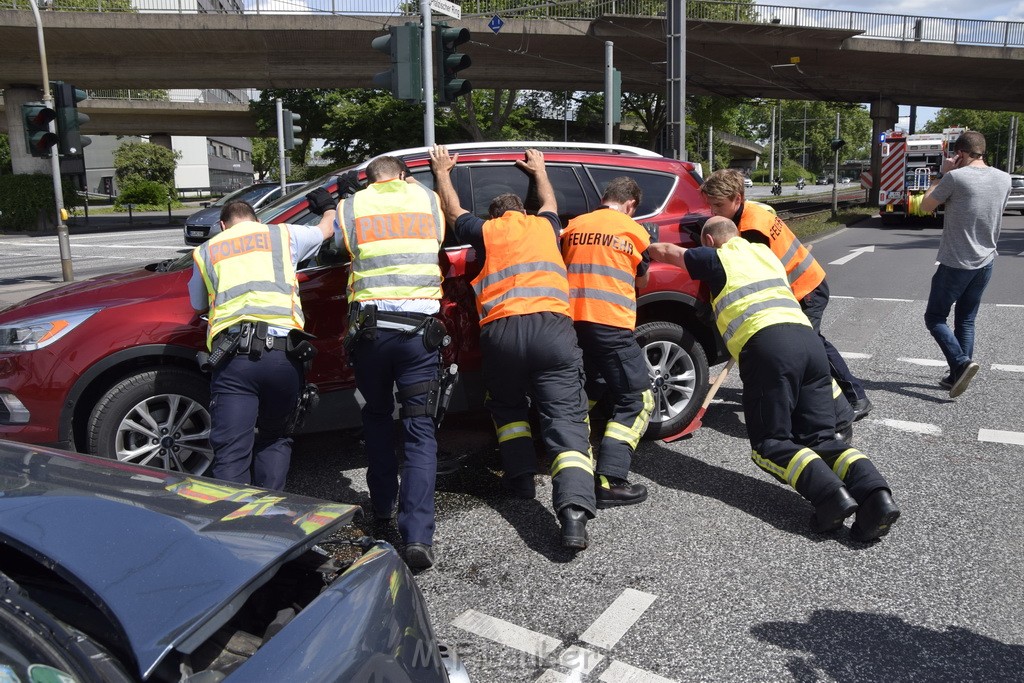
left=305, top=188, right=336, bottom=216
left=336, top=170, right=364, bottom=199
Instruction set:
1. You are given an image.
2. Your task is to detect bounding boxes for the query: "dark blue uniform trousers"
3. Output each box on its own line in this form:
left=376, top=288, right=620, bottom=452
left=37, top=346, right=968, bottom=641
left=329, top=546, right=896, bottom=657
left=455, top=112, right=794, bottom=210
left=575, top=321, right=651, bottom=480
left=801, top=278, right=867, bottom=406
left=353, top=329, right=439, bottom=547
left=209, top=346, right=303, bottom=491
left=481, top=312, right=596, bottom=516
left=739, top=323, right=888, bottom=507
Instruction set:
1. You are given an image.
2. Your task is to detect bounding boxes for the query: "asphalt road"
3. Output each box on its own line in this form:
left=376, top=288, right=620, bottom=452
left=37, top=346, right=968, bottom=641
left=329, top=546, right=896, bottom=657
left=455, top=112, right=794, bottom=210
left=1, top=213, right=1022, bottom=682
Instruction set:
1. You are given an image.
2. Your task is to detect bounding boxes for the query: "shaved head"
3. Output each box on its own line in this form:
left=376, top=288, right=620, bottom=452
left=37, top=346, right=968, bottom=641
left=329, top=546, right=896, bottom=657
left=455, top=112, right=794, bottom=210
left=701, top=216, right=739, bottom=247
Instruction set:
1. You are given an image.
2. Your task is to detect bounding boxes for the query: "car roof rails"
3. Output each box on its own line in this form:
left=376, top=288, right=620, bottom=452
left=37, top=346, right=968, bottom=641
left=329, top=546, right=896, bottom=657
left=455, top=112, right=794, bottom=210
left=378, top=141, right=665, bottom=162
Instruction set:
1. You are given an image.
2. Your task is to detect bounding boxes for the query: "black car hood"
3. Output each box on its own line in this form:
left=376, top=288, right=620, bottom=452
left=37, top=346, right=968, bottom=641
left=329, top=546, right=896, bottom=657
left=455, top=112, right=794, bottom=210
left=0, top=441, right=360, bottom=679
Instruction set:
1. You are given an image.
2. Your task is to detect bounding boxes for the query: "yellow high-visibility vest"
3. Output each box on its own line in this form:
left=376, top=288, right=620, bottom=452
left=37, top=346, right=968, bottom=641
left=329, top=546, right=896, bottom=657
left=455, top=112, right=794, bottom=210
left=194, top=221, right=303, bottom=350
left=712, top=237, right=810, bottom=360
left=339, top=179, right=444, bottom=303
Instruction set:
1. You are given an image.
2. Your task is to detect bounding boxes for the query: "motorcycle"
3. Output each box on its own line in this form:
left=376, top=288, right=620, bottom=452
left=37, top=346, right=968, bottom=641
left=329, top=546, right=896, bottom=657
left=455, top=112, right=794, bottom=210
left=795, top=177, right=806, bottom=190
left=771, top=179, right=783, bottom=196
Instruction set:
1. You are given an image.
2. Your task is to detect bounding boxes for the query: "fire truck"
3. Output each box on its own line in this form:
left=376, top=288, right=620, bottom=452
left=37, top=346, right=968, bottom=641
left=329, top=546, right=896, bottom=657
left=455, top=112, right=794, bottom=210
left=878, top=127, right=966, bottom=225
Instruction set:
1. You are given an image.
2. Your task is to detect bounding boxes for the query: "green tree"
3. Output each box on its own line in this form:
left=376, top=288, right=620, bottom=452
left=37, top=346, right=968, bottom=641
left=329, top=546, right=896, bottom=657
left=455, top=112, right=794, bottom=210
left=249, top=137, right=279, bottom=181
left=113, top=141, right=179, bottom=201
left=0, top=134, right=11, bottom=175
left=250, top=89, right=343, bottom=169
left=446, top=89, right=549, bottom=142
left=922, top=109, right=1022, bottom=172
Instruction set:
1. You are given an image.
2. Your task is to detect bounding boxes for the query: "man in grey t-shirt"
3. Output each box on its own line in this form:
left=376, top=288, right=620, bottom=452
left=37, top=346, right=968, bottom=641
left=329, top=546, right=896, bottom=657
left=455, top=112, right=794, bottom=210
left=921, top=130, right=1011, bottom=398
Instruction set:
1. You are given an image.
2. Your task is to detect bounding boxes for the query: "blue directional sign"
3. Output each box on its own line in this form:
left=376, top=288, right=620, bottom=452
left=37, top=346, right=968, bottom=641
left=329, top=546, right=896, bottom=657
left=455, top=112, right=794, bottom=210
left=488, top=15, right=504, bottom=34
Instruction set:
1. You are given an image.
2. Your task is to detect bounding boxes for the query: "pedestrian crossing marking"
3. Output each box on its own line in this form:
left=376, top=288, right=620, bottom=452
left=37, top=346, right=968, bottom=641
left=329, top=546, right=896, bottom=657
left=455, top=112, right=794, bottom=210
left=453, top=609, right=562, bottom=659
left=599, top=660, right=677, bottom=683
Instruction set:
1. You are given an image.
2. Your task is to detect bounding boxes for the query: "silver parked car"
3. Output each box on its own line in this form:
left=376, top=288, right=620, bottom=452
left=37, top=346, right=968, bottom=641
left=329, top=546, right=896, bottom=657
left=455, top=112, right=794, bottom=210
left=184, top=182, right=305, bottom=246
left=1005, top=174, right=1024, bottom=214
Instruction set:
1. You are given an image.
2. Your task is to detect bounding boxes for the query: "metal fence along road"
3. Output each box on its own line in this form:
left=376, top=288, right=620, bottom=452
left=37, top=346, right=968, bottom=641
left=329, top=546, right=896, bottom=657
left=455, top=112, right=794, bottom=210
left=5, top=0, right=1024, bottom=47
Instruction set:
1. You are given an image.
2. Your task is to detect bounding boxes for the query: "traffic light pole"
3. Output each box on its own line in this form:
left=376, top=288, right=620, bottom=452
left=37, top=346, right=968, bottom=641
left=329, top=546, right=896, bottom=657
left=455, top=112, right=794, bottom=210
left=276, top=98, right=287, bottom=195
left=832, top=112, right=841, bottom=216
left=420, top=0, right=435, bottom=146
left=28, top=0, right=73, bottom=282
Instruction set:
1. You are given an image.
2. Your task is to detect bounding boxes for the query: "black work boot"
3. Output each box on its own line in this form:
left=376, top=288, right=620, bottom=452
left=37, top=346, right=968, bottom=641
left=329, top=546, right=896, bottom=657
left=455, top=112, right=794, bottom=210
left=809, top=487, right=858, bottom=533
left=558, top=505, right=589, bottom=550
left=503, top=473, right=537, bottom=500
left=850, top=489, right=901, bottom=542
left=403, top=543, right=435, bottom=570
left=596, top=475, right=649, bottom=509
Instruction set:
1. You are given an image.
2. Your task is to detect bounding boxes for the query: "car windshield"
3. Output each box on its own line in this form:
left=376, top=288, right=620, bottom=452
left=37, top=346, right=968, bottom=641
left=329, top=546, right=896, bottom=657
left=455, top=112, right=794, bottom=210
left=213, top=184, right=277, bottom=207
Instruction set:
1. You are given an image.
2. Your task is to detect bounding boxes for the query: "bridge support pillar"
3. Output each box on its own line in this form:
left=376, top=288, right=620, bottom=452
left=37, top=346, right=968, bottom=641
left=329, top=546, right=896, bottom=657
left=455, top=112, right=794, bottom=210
left=868, top=98, right=899, bottom=206
left=4, top=87, right=52, bottom=175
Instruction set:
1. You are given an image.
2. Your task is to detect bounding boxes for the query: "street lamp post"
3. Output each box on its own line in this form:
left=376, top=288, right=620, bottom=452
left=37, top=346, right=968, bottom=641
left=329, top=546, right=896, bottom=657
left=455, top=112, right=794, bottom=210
left=28, top=0, right=73, bottom=282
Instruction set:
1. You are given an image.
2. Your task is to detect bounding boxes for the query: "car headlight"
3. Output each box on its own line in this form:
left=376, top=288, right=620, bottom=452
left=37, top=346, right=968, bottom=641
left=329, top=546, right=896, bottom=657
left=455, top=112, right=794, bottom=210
left=0, top=308, right=100, bottom=352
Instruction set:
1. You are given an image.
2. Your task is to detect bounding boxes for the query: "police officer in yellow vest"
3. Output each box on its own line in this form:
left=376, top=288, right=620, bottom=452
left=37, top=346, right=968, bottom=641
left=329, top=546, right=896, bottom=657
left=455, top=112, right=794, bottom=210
left=327, top=156, right=446, bottom=571
left=700, top=169, right=872, bottom=427
left=430, top=144, right=596, bottom=550
left=649, top=217, right=900, bottom=542
left=190, top=200, right=334, bottom=490
left=561, top=176, right=653, bottom=508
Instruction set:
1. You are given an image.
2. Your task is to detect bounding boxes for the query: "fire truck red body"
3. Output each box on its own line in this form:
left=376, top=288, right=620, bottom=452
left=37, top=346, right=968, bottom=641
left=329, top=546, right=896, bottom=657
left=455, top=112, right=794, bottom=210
left=879, top=127, right=966, bottom=224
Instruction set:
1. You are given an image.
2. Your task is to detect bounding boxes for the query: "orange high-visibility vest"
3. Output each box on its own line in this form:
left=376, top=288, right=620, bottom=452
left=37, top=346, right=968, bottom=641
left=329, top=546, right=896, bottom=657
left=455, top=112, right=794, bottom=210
left=737, top=201, right=825, bottom=300
left=471, top=212, right=570, bottom=326
left=561, top=208, right=650, bottom=330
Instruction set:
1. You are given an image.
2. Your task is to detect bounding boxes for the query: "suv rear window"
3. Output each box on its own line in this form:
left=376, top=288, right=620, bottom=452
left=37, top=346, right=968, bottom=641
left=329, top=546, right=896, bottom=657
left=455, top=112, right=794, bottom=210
left=586, top=166, right=677, bottom=219
left=464, top=163, right=590, bottom=224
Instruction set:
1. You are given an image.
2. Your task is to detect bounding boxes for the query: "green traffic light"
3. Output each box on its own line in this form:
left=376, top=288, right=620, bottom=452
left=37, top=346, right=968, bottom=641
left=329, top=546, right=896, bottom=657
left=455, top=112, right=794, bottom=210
left=22, top=103, right=58, bottom=157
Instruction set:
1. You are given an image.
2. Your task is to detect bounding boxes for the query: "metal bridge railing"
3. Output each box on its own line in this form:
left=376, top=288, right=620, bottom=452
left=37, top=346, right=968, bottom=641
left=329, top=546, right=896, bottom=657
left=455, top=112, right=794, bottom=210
left=5, top=0, right=1023, bottom=48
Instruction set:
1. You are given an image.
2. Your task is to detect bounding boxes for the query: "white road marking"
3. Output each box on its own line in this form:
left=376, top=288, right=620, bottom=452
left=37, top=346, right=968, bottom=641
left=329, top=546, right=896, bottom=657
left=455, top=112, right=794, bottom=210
left=599, top=660, right=677, bottom=683
left=0, top=240, right=185, bottom=251
left=898, top=357, right=947, bottom=367
left=996, top=303, right=1024, bottom=308
left=828, top=245, right=874, bottom=265
left=874, top=419, right=942, bottom=436
left=559, top=646, right=605, bottom=675
left=830, top=295, right=854, bottom=299
left=452, top=609, right=562, bottom=660
left=993, top=364, right=1024, bottom=373
left=978, top=429, right=1024, bottom=446
left=580, top=589, right=657, bottom=650
left=535, top=670, right=572, bottom=683
left=840, top=352, right=872, bottom=360
left=873, top=297, right=913, bottom=302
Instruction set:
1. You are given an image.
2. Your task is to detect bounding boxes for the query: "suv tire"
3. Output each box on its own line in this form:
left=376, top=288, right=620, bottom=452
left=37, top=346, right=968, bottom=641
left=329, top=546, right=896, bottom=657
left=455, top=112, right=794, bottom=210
left=636, top=321, right=709, bottom=439
left=87, top=368, right=213, bottom=475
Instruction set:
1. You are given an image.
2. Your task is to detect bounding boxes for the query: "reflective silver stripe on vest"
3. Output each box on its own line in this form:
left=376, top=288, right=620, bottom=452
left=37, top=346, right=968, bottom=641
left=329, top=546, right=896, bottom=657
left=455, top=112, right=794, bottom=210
left=357, top=251, right=440, bottom=271
left=569, top=287, right=636, bottom=311
left=471, top=260, right=568, bottom=298
left=354, top=273, right=444, bottom=292
left=227, top=304, right=296, bottom=319
left=478, top=287, right=571, bottom=317
left=566, top=262, right=635, bottom=285
left=722, top=296, right=803, bottom=344
left=713, top=277, right=789, bottom=317
left=787, top=251, right=816, bottom=285
left=778, top=238, right=802, bottom=267
left=203, top=224, right=290, bottom=309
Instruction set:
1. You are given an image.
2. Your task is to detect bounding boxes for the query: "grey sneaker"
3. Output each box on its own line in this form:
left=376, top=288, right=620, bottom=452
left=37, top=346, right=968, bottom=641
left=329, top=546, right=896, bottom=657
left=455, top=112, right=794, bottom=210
left=949, top=361, right=979, bottom=398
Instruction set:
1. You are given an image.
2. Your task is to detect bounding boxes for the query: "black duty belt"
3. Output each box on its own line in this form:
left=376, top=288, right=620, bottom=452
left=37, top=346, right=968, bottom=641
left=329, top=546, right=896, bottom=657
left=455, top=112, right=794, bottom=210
left=375, top=310, right=431, bottom=333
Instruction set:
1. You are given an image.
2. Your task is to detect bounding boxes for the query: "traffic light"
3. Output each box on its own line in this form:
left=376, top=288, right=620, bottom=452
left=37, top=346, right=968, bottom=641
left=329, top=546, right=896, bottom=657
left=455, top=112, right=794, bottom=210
left=830, top=138, right=846, bottom=152
left=22, top=103, right=57, bottom=158
left=53, top=82, right=91, bottom=156
left=282, top=109, right=302, bottom=150
left=371, top=22, right=422, bottom=103
left=436, top=23, right=471, bottom=106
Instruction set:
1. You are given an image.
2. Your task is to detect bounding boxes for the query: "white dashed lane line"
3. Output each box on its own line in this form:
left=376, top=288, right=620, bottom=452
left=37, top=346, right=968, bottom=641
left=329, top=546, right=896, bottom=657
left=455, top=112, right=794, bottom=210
left=839, top=352, right=872, bottom=360
left=978, top=430, right=1024, bottom=446
left=992, top=364, right=1024, bottom=373
left=872, top=419, right=943, bottom=436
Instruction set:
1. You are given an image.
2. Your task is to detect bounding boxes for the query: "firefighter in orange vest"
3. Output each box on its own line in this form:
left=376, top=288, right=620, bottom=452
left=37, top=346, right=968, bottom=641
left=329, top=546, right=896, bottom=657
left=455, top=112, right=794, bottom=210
left=322, top=156, right=447, bottom=572
left=649, top=217, right=899, bottom=542
left=561, top=176, right=653, bottom=508
left=429, top=144, right=596, bottom=550
left=700, top=169, right=872, bottom=427
left=190, top=199, right=333, bottom=490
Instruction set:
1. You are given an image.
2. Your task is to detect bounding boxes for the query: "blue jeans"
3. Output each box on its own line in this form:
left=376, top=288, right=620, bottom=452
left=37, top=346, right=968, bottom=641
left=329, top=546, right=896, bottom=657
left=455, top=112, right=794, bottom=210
left=924, top=263, right=993, bottom=376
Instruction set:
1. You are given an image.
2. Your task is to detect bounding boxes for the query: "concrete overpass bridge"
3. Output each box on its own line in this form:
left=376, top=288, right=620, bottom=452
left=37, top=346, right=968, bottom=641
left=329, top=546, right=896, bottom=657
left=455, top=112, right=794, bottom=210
left=2, top=1, right=1023, bottom=184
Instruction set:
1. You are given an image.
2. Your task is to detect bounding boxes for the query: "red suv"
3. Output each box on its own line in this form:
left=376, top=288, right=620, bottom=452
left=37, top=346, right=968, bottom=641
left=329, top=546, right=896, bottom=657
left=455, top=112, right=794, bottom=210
left=0, top=143, right=723, bottom=473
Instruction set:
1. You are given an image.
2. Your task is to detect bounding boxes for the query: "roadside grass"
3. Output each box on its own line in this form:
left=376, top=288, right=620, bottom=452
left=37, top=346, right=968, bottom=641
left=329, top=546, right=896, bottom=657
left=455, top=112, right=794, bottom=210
left=789, top=206, right=877, bottom=241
